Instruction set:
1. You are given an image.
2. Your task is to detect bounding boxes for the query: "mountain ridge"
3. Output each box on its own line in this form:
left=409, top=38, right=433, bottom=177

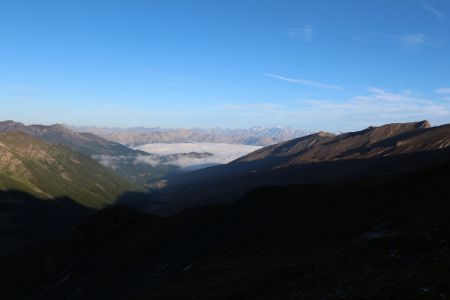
left=0, top=120, right=139, bottom=157
left=68, top=124, right=313, bottom=146
left=142, top=120, right=450, bottom=215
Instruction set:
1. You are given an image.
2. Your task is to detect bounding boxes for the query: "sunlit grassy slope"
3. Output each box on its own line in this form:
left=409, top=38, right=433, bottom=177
left=0, top=131, right=141, bottom=209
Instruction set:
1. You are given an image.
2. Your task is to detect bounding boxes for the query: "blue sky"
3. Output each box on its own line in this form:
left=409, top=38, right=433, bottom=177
left=1, top=0, right=450, bottom=131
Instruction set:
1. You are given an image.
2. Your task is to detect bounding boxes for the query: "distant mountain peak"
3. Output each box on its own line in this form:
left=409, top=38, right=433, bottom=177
left=49, top=123, right=69, bottom=130
left=417, top=120, right=431, bottom=129
left=315, top=131, right=335, bottom=137
left=368, top=120, right=431, bottom=132
left=0, top=120, right=29, bottom=132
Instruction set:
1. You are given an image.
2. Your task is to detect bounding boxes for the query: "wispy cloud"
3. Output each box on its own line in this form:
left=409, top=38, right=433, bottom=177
left=346, top=34, right=373, bottom=44
left=0, top=83, right=38, bottom=93
left=297, top=90, right=448, bottom=127
left=217, top=88, right=450, bottom=131
left=288, top=24, right=314, bottom=42
left=348, top=32, right=437, bottom=49
left=216, top=103, right=283, bottom=112
left=435, top=87, right=450, bottom=94
left=435, top=87, right=450, bottom=100
left=420, top=3, right=443, bottom=19
left=398, top=33, right=434, bottom=49
left=144, top=68, right=196, bottom=86
left=265, top=73, right=345, bottom=90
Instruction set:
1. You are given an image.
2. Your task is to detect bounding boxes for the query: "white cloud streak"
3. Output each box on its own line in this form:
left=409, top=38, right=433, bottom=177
left=420, top=4, right=443, bottom=19
left=216, top=103, right=284, bottom=112
left=346, top=34, right=373, bottom=44
left=399, top=33, right=434, bottom=49
left=435, top=87, right=450, bottom=94
left=218, top=88, right=450, bottom=130
left=0, top=83, right=38, bottom=93
left=435, top=87, right=450, bottom=100
left=288, top=25, right=314, bottom=42
left=265, top=73, right=345, bottom=90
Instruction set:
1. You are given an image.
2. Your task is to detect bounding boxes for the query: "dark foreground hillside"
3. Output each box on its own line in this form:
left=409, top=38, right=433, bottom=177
left=0, top=191, right=95, bottom=256
left=2, top=158, right=450, bottom=299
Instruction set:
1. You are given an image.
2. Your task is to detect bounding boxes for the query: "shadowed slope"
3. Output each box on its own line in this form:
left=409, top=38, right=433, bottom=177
left=0, top=190, right=95, bottom=256
left=2, top=158, right=450, bottom=299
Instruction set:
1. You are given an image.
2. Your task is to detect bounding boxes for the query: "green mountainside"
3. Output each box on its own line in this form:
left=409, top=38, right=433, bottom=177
left=0, top=131, right=140, bottom=209
left=0, top=120, right=176, bottom=184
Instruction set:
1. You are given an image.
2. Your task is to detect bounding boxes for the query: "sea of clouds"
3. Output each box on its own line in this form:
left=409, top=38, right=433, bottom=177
left=92, top=143, right=261, bottom=172
left=134, top=142, right=261, bottom=168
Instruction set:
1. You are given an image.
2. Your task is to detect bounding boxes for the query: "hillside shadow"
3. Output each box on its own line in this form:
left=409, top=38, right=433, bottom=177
left=0, top=190, right=97, bottom=255
left=116, top=190, right=163, bottom=211
left=138, top=147, right=450, bottom=216
left=4, top=156, right=450, bottom=299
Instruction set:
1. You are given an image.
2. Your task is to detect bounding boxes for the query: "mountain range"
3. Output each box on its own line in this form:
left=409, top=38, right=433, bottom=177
left=0, top=121, right=216, bottom=184
left=69, top=125, right=313, bottom=146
